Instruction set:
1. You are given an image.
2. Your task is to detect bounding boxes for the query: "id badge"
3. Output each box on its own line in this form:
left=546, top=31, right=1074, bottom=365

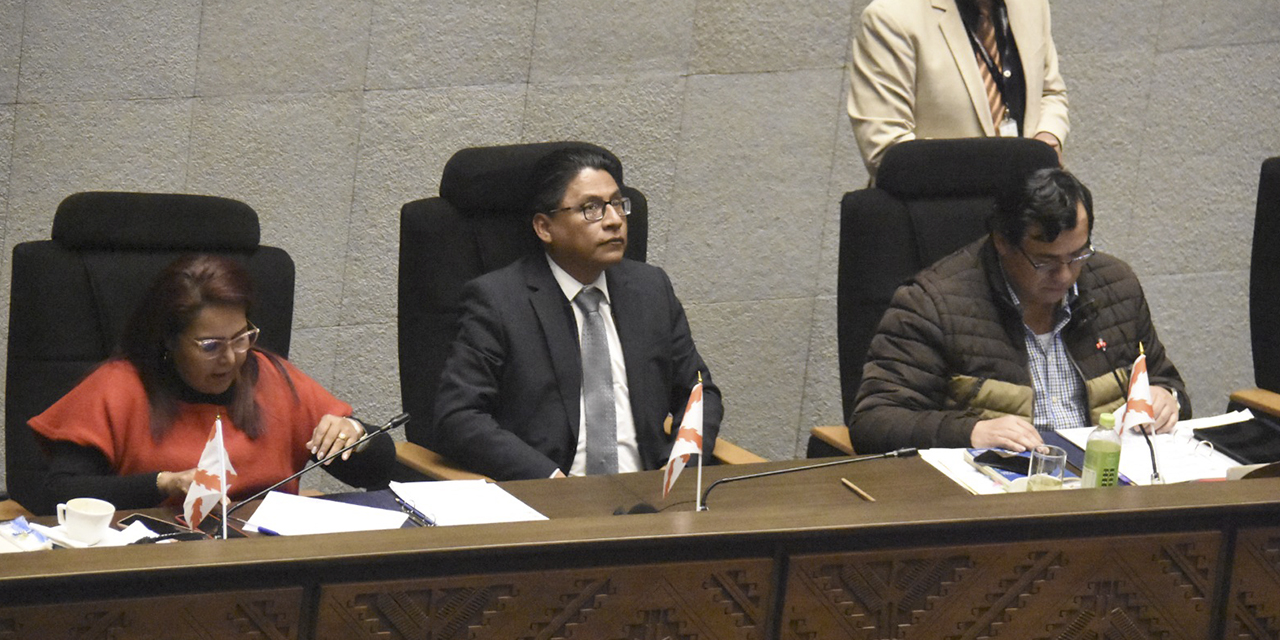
left=998, top=118, right=1018, bottom=138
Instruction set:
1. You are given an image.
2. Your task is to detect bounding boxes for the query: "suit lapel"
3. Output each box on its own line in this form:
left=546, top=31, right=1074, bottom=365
left=524, top=256, right=582, bottom=439
left=607, top=262, right=646, bottom=411
left=935, top=0, right=995, bottom=134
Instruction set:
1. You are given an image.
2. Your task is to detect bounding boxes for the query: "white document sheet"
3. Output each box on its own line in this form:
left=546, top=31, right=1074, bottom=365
left=919, top=448, right=1008, bottom=495
left=389, top=480, right=548, bottom=526
left=1181, top=409, right=1255, bottom=430
left=246, top=491, right=408, bottom=536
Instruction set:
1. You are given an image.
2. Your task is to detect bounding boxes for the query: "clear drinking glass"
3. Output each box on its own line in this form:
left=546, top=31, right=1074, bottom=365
left=1027, top=445, right=1067, bottom=491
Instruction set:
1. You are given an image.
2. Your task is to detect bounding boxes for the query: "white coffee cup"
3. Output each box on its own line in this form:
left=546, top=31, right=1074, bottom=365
left=56, top=497, right=115, bottom=545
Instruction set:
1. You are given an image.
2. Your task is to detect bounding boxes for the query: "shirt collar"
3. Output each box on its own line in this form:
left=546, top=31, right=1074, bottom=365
left=546, top=253, right=610, bottom=304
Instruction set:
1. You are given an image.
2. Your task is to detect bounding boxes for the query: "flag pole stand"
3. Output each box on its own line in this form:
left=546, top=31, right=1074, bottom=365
left=695, top=453, right=705, bottom=511
left=694, top=370, right=705, bottom=511
left=217, top=413, right=229, bottom=540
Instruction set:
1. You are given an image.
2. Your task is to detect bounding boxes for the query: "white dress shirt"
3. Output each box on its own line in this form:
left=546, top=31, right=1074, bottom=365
left=546, top=255, right=641, bottom=475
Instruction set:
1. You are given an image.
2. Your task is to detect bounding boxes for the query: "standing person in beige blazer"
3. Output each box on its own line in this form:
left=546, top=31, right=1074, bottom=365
left=848, top=0, right=1069, bottom=178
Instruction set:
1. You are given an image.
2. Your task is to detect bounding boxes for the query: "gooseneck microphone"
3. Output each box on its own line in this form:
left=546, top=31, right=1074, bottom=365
left=225, top=412, right=410, bottom=517
left=698, top=447, right=917, bottom=510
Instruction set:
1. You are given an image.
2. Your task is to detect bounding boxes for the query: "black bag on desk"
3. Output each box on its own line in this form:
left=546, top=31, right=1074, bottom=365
left=1194, top=414, right=1280, bottom=464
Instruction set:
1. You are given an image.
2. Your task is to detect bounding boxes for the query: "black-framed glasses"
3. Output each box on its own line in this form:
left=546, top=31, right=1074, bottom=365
left=550, top=197, right=631, bottom=222
left=191, top=323, right=260, bottom=359
left=1018, top=243, right=1095, bottom=273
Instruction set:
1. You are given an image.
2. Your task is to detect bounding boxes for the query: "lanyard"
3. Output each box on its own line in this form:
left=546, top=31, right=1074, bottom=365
left=962, top=0, right=1023, bottom=134
left=964, top=6, right=1011, bottom=103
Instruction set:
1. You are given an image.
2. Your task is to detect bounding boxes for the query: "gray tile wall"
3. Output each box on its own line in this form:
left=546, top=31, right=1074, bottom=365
left=1, top=0, right=1276, bottom=495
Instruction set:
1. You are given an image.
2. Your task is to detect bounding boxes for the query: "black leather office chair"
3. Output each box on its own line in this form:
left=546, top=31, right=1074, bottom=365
left=394, top=142, right=647, bottom=479
left=808, top=138, right=1060, bottom=457
left=395, top=141, right=761, bottom=480
left=397, top=142, right=648, bottom=444
left=5, top=192, right=294, bottom=514
left=1229, top=157, right=1280, bottom=416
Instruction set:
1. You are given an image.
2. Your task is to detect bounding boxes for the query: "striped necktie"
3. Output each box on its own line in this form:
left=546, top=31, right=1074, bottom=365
left=973, top=0, right=1008, bottom=129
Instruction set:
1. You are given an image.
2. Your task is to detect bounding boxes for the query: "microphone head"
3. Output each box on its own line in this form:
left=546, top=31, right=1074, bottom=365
left=892, top=447, right=919, bottom=458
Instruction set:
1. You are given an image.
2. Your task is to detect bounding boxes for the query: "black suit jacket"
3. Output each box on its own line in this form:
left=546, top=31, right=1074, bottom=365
left=432, top=254, right=723, bottom=480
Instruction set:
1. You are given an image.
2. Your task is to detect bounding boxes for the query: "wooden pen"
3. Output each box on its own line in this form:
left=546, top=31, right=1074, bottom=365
left=841, top=477, right=876, bottom=502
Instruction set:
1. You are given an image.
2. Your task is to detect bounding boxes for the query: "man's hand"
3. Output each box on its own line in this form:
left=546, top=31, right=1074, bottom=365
left=971, top=415, right=1043, bottom=451
left=1137, top=387, right=1180, bottom=434
left=1034, top=131, right=1063, bottom=164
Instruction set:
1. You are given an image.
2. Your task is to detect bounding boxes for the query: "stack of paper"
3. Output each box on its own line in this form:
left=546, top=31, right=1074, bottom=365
left=921, top=412, right=1255, bottom=493
left=247, top=492, right=409, bottom=536
left=388, top=480, right=548, bottom=526
left=1057, top=412, right=1247, bottom=485
left=244, top=481, right=548, bottom=536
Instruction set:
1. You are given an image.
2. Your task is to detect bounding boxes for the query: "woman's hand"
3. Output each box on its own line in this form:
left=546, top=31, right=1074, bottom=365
left=157, top=469, right=196, bottom=497
left=307, top=415, right=366, bottom=464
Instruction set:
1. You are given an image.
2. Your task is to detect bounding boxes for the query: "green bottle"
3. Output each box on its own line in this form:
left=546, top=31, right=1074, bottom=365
left=1082, top=413, right=1121, bottom=488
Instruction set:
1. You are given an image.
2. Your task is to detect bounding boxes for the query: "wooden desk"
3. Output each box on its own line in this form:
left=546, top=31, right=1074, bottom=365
left=2, top=457, right=1279, bottom=639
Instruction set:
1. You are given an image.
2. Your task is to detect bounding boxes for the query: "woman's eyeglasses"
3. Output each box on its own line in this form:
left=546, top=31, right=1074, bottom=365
left=191, top=324, right=260, bottom=359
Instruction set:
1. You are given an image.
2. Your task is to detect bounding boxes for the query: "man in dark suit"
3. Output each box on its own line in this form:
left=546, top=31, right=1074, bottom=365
left=432, top=146, right=722, bottom=480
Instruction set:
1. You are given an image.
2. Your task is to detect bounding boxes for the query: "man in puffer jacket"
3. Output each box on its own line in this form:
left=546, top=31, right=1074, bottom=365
left=850, top=167, right=1189, bottom=454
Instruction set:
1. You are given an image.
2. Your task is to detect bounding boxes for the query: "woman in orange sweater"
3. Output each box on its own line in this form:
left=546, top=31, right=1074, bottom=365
left=30, top=254, right=393, bottom=508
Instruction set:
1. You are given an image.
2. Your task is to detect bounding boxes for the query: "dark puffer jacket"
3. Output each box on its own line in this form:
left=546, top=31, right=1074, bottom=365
left=849, top=237, right=1190, bottom=453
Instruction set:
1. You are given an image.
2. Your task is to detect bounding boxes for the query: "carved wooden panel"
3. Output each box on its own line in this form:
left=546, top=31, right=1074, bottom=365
left=0, top=587, right=301, bottom=640
left=315, top=558, right=771, bottom=640
left=780, top=532, right=1220, bottom=640
left=1226, top=526, right=1280, bottom=639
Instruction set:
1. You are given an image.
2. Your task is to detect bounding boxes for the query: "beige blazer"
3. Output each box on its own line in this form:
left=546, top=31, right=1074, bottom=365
left=847, top=0, right=1069, bottom=175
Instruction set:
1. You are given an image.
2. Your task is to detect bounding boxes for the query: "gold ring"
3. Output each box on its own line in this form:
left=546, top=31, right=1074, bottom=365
left=337, top=433, right=349, bottom=440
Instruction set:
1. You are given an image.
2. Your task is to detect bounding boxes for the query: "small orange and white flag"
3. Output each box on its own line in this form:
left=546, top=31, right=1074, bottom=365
left=663, top=378, right=704, bottom=498
left=183, top=413, right=238, bottom=531
left=1122, top=348, right=1155, bottom=432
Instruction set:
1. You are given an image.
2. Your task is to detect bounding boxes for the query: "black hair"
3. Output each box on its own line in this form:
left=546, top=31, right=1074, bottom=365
left=528, top=145, right=624, bottom=216
left=993, top=167, right=1094, bottom=245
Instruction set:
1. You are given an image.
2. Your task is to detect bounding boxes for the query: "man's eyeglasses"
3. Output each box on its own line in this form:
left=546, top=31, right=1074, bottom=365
left=551, top=197, right=631, bottom=222
left=191, top=324, right=260, bottom=359
left=1019, top=244, right=1095, bottom=273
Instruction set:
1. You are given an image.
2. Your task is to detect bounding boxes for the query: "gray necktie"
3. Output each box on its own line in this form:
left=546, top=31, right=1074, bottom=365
left=574, top=287, right=618, bottom=475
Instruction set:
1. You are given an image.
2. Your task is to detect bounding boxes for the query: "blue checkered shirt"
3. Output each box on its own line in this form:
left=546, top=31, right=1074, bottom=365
left=1007, top=283, right=1088, bottom=431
